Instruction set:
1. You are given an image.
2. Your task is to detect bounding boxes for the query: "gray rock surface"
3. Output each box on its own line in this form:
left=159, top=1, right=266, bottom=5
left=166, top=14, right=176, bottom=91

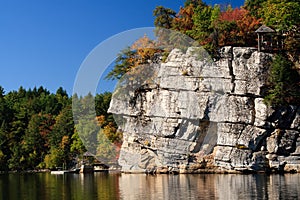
left=109, top=46, right=300, bottom=173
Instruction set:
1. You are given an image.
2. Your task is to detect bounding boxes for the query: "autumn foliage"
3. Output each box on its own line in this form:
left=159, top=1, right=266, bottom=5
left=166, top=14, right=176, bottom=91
left=131, top=35, right=162, bottom=67
left=153, top=1, right=263, bottom=56
left=173, top=4, right=195, bottom=33
left=106, top=35, right=162, bottom=80
left=217, top=8, right=261, bottom=46
left=107, top=0, right=300, bottom=109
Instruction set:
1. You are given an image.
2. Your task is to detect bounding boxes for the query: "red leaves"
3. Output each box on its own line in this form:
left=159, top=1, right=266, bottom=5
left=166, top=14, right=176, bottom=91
left=218, top=8, right=261, bottom=46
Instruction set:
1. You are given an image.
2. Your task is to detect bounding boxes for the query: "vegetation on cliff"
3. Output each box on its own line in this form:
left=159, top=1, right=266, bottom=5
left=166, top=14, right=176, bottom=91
left=108, top=0, right=300, bottom=107
left=264, top=54, right=300, bottom=106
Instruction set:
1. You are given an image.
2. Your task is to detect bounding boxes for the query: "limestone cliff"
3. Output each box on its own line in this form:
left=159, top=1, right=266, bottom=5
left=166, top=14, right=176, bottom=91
left=108, top=46, right=300, bottom=173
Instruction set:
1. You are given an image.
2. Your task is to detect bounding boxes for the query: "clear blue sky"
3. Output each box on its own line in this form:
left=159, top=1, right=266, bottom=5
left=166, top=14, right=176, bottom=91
left=0, top=0, right=243, bottom=95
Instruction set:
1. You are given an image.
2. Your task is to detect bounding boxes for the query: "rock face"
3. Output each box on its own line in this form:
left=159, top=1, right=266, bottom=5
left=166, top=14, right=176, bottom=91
left=108, top=46, right=300, bottom=173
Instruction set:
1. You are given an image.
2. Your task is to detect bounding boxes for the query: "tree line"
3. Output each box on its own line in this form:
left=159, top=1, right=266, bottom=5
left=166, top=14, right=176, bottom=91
left=0, top=86, right=119, bottom=171
left=153, top=0, right=300, bottom=57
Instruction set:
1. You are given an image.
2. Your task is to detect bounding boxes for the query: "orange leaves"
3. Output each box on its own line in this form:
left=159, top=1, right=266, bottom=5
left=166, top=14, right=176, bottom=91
left=173, top=4, right=195, bottom=32
left=102, top=122, right=117, bottom=139
left=60, top=135, right=69, bottom=149
left=96, top=115, right=106, bottom=126
left=106, top=34, right=162, bottom=79
left=131, top=34, right=156, bottom=49
left=217, top=8, right=261, bottom=46
left=237, top=11, right=261, bottom=33
left=219, top=7, right=245, bottom=22
left=96, top=114, right=122, bottom=143
left=221, top=8, right=261, bottom=37
left=131, top=35, right=161, bottom=67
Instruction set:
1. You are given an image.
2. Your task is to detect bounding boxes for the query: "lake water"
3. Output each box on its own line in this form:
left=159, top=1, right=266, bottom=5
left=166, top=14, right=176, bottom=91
left=1, top=172, right=300, bottom=200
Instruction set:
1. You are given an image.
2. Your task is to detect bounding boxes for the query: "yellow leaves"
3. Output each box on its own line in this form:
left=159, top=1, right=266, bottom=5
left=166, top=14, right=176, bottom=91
left=96, top=115, right=106, bottom=126
left=60, top=135, right=69, bottom=149
left=131, top=34, right=156, bottom=50
left=173, top=4, right=195, bottom=31
left=260, top=0, right=300, bottom=31
left=20, top=156, right=25, bottom=162
left=130, top=35, right=161, bottom=67
left=102, top=122, right=117, bottom=139
left=108, top=34, right=162, bottom=80
left=0, top=150, right=4, bottom=160
left=96, top=113, right=121, bottom=143
left=235, top=144, right=248, bottom=149
left=98, top=121, right=122, bottom=144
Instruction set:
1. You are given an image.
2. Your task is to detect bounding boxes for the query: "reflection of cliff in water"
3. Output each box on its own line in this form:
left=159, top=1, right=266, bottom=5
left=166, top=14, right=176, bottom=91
left=119, top=174, right=300, bottom=200
left=1, top=173, right=300, bottom=199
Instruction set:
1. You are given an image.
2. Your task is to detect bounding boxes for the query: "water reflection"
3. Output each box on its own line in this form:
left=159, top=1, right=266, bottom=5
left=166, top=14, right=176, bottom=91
left=0, top=173, right=120, bottom=200
left=119, top=174, right=216, bottom=199
left=119, top=174, right=300, bottom=200
left=1, top=173, right=300, bottom=199
left=213, top=174, right=300, bottom=200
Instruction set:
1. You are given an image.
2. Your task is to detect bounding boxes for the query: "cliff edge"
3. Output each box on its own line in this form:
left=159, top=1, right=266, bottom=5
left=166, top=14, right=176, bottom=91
left=109, top=46, right=300, bottom=173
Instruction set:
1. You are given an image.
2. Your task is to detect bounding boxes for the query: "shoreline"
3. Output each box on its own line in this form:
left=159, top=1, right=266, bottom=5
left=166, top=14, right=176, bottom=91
left=0, top=169, right=51, bottom=174
left=1, top=168, right=298, bottom=175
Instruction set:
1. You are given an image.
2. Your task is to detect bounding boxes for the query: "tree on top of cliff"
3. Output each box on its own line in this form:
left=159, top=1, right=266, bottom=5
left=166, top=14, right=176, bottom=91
left=151, top=1, right=262, bottom=56
left=105, top=47, right=136, bottom=80
left=106, top=35, right=161, bottom=80
left=108, top=0, right=300, bottom=87
left=259, top=0, right=300, bottom=32
left=264, top=54, right=300, bottom=106
left=153, top=6, right=176, bottom=29
left=244, top=0, right=266, bottom=19
left=184, top=0, right=206, bottom=7
left=173, top=4, right=196, bottom=33
left=216, top=7, right=260, bottom=47
left=257, top=0, right=300, bottom=61
left=131, top=35, right=161, bottom=66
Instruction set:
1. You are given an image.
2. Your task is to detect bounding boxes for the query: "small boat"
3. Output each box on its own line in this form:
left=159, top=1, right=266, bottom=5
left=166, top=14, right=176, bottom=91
left=50, top=168, right=80, bottom=175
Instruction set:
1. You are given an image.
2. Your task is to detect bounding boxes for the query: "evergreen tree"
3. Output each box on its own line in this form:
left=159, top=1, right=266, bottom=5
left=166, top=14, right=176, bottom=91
left=0, top=121, right=9, bottom=171
left=49, top=106, right=74, bottom=149
left=23, top=114, right=54, bottom=169
left=73, top=93, right=99, bottom=156
left=264, top=54, right=300, bottom=106
left=105, top=47, right=136, bottom=80
left=153, top=6, right=176, bottom=29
